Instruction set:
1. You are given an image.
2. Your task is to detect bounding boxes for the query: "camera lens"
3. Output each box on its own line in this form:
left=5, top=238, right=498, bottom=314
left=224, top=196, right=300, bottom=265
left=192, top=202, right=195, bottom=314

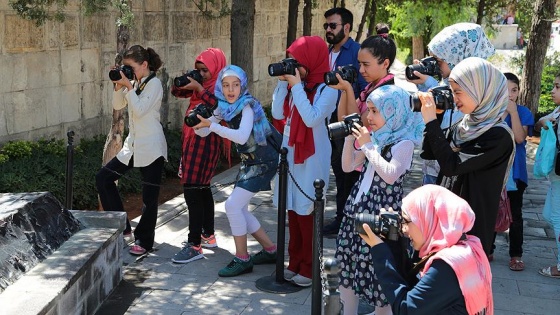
left=327, top=121, right=350, bottom=140
left=109, top=69, right=122, bottom=81
left=174, top=75, right=190, bottom=87
left=405, top=64, right=426, bottom=80
left=268, top=63, right=285, bottom=76
left=324, top=72, right=339, bottom=85
left=354, top=213, right=378, bottom=235
left=409, top=94, right=422, bottom=112
left=184, top=112, right=200, bottom=127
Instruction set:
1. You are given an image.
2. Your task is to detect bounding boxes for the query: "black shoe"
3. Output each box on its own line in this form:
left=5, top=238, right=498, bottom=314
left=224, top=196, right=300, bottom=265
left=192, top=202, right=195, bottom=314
left=323, top=218, right=341, bottom=235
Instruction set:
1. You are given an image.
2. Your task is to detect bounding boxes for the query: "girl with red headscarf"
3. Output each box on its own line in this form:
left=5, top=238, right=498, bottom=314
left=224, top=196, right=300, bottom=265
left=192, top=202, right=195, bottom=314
left=170, top=48, right=227, bottom=264
left=360, top=184, right=494, bottom=315
left=271, top=36, right=337, bottom=287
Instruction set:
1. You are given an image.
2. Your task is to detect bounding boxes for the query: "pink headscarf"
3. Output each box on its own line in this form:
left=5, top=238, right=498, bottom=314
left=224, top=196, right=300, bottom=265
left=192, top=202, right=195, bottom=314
left=402, top=185, right=493, bottom=315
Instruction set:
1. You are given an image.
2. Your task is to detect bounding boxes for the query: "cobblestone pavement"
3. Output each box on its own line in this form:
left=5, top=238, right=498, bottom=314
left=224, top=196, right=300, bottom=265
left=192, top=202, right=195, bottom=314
left=96, top=140, right=560, bottom=315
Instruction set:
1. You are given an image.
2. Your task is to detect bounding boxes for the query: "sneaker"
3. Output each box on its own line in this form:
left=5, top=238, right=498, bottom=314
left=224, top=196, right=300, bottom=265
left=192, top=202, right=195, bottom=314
left=218, top=257, right=254, bottom=277
left=171, top=243, right=204, bottom=264
left=129, top=244, right=147, bottom=256
left=201, top=234, right=218, bottom=248
left=284, top=269, right=297, bottom=281
left=323, top=218, right=342, bottom=235
left=291, top=274, right=312, bottom=287
left=251, top=249, right=277, bottom=265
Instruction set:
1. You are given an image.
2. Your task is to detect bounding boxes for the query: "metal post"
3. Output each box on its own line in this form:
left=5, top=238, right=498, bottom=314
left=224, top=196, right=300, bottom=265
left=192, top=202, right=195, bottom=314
left=311, top=179, right=325, bottom=315
left=323, top=258, right=342, bottom=315
left=256, top=148, right=302, bottom=293
left=65, top=130, right=75, bottom=210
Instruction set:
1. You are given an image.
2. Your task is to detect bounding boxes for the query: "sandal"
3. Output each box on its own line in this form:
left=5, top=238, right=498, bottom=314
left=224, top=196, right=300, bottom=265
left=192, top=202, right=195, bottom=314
left=538, top=266, right=560, bottom=279
left=129, top=244, right=147, bottom=256
left=509, top=258, right=525, bottom=271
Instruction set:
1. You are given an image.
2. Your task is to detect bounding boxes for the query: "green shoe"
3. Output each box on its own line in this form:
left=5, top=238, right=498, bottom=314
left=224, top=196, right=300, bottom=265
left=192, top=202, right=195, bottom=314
left=218, top=257, right=254, bottom=277
left=251, top=249, right=277, bottom=265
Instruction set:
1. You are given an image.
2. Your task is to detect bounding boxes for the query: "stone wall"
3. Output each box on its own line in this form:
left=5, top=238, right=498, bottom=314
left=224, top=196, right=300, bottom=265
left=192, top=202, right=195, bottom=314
left=0, top=0, right=364, bottom=143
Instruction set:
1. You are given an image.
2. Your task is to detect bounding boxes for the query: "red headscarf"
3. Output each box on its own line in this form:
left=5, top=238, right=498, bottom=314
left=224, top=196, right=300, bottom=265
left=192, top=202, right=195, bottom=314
left=189, top=48, right=227, bottom=105
left=403, top=185, right=493, bottom=315
left=284, top=36, right=330, bottom=164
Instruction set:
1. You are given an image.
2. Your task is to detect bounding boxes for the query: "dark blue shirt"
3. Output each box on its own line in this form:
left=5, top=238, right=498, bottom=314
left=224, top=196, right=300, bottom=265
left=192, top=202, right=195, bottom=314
left=504, top=105, right=534, bottom=185
left=370, top=243, right=468, bottom=315
left=330, top=37, right=368, bottom=98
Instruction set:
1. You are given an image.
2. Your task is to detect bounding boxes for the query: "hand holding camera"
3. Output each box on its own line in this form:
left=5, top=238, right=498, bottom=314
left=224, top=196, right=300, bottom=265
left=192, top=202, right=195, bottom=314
left=327, top=113, right=363, bottom=140
left=173, top=70, right=204, bottom=91
left=405, top=56, right=441, bottom=83
left=356, top=210, right=402, bottom=246
left=191, top=114, right=211, bottom=130
left=109, top=65, right=134, bottom=91
left=268, top=58, right=301, bottom=86
left=324, top=65, right=358, bottom=86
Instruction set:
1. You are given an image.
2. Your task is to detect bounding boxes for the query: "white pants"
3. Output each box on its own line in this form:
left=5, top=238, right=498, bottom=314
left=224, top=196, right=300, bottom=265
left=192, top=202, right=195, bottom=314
left=224, top=187, right=261, bottom=236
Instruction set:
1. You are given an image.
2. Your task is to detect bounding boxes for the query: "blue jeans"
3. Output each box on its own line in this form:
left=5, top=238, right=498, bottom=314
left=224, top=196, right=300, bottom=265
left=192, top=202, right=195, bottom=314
left=543, top=175, right=560, bottom=265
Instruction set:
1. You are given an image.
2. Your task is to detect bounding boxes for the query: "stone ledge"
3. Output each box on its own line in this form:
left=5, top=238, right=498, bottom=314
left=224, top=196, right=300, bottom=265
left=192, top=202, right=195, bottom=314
left=0, top=211, right=126, bottom=315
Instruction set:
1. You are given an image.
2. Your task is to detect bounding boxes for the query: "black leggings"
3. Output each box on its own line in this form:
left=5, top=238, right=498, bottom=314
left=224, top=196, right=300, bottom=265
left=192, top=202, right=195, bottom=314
left=183, top=184, right=215, bottom=246
left=96, top=156, right=165, bottom=250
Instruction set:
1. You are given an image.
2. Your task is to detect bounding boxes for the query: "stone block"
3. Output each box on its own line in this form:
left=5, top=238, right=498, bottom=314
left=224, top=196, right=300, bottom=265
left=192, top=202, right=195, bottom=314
left=4, top=15, right=44, bottom=52
left=61, top=49, right=82, bottom=86
left=144, top=13, right=167, bottom=42
left=0, top=95, right=7, bottom=137
left=5, top=91, right=43, bottom=134
left=145, top=0, right=165, bottom=11
left=167, top=45, right=186, bottom=75
left=47, top=15, right=79, bottom=49
left=81, top=48, right=101, bottom=83
left=173, top=13, right=197, bottom=42
left=196, top=14, right=212, bottom=39
left=51, top=85, right=81, bottom=125
left=81, top=82, right=103, bottom=120
left=83, top=14, right=115, bottom=49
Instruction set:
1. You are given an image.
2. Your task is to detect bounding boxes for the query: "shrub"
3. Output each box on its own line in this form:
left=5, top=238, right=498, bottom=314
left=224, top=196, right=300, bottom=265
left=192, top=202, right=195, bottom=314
left=0, top=129, right=183, bottom=210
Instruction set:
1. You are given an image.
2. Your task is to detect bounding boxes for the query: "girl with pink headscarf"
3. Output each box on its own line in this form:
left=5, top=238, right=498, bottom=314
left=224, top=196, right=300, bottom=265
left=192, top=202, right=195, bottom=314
left=360, top=184, right=493, bottom=315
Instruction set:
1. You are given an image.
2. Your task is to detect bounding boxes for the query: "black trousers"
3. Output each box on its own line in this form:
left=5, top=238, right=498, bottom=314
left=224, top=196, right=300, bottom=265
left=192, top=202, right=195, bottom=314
left=96, top=156, right=165, bottom=250
left=507, top=181, right=527, bottom=257
left=331, top=138, right=360, bottom=221
left=183, top=184, right=215, bottom=246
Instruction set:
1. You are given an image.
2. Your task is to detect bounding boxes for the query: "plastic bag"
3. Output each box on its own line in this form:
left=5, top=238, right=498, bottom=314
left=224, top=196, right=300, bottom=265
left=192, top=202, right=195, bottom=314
left=534, top=121, right=557, bottom=178
left=495, top=188, right=512, bottom=232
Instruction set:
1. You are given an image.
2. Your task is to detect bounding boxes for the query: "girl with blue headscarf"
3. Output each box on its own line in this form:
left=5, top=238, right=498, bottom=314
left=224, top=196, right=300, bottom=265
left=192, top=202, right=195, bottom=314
left=194, top=65, right=282, bottom=277
left=335, top=85, right=423, bottom=315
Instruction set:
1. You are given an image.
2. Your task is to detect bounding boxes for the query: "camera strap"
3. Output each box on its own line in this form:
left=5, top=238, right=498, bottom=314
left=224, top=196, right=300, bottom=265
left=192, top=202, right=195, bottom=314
left=136, top=72, right=156, bottom=96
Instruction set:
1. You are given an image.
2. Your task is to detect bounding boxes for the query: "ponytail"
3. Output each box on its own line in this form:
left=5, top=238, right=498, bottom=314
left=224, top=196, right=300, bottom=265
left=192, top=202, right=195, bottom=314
left=123, top=45, right=163, bottom=71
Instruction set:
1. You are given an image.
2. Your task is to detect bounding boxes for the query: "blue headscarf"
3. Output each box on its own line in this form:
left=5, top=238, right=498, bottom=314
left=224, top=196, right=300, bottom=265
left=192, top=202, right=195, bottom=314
left=215, top=65, right=271, bottom=146
left=368, top=85, right=424, bottom=150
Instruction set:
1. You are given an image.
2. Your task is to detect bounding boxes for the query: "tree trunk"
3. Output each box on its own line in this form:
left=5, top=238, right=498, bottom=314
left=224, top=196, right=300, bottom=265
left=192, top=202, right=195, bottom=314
left=340, top=0, right=346, bottom=7
left=287, top=0, right=299, bottom=48
left=366, top=0, right=377, bottom=38
left=476, top=0, right=486, bottom=25
left=333, top=0, right=338, bottom=7
left=412, top=36, right=424, bottom=61
left=356, top=0, right=371, bottom=42
left=102, top=23, right=129, bottom=166
left=520, top=0, right=555, bottom=115
left=303, top=0, right=312, bottom=36
left=231, top=0, right=256, bottom=89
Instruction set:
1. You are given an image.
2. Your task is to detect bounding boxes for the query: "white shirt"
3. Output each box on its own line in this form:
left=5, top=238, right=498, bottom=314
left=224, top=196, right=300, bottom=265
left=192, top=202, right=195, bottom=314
left=113, top=75, right=167, bottom=167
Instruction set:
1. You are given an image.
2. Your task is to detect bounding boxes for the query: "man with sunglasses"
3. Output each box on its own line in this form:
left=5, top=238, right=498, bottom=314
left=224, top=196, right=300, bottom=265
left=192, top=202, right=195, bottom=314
left=323, top=7, right=367, bottom=236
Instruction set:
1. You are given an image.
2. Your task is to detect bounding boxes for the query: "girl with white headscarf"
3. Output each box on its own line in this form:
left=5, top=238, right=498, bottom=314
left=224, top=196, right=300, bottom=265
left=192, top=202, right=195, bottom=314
left=408, top=23, right=495, bottom=185
left=336, top=85, right=423, bottom=315
left=417, top=57, right=514, bottom=255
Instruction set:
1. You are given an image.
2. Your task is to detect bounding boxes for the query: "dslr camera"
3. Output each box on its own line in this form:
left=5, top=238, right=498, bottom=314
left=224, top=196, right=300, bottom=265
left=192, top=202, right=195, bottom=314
left=410, top=86, right=454, bottom=112
left=324, top=65, right=358, bottom=85
left=405, top=56, right=441, bottom=80
left=354, top=212, right=401, bottom=242
left=174, top=70, right=203, bottom=87
left=184, top=103, right=216, bottom=127
left=327, top=113, right=363, bottom=140
left=268, top=58, right=299, bottom=76
left=109, top=65, right=134, bottom=81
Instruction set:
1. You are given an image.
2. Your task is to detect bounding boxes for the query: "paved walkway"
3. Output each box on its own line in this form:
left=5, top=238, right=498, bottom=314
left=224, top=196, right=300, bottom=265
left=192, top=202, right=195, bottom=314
left=96, top=141, right=560, bottom=315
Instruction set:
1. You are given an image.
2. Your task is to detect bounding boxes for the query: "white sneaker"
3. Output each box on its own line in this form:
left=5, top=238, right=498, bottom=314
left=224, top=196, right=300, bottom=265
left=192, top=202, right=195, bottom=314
left=284, top=269, right=297, bottom=281
left=291, top=274, right=312, bottom=287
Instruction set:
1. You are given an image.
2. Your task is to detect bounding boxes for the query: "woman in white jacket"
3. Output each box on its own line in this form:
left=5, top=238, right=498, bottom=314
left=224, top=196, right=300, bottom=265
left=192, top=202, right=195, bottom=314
left=96, top=45, right=167, bottom=256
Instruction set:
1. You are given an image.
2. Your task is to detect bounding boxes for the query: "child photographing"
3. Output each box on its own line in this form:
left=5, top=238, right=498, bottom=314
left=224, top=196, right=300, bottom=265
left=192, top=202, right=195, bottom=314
left=193, top=65, right=281, bottom=277
left=336, top=85, right=423, bottom=315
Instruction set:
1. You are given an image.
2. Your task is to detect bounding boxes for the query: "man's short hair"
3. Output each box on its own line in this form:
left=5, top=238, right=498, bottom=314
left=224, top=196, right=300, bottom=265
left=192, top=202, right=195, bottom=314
left=324, top=7, right=354, bottom=32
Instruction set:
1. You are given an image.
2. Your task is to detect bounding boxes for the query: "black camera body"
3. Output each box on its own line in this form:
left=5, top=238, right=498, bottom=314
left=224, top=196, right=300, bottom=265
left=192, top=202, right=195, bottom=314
left=268, top=58, right=299, bottom=76
left=405, top=56, right=441, bottom=80
left=327, top=113, right=363, bottom=140
left=324, top=65, right=358, bottom=85
left=184, top=103, right=216, bottom=127
left=410, top=86, right=454, bottom=112
left=354, top=212, right=401, bottom=242
left=174, top=70, right=203, bottom=87
left=109, top=65, right=134, bottom=81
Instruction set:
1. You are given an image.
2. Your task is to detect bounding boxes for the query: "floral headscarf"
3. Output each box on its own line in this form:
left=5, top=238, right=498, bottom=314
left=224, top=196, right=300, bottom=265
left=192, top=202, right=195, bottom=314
left=403, top=184, right=493, bottom=315
left=215, top=65, right=271, bottom=145
left=428, top=23, right=495, bottom=71
left=367, top=85, right=424, bottom=150
left=449, top=57, right=510, bottom=146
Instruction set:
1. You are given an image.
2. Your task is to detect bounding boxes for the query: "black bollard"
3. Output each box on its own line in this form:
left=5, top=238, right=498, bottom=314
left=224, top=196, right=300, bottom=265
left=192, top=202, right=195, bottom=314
left=256, top=147, right=302, bottom=293
left=323, top=258, right=342, bottom=315
left=65, top=130, right=75, bottom=210
left=311, top=179, right=325, bottom=315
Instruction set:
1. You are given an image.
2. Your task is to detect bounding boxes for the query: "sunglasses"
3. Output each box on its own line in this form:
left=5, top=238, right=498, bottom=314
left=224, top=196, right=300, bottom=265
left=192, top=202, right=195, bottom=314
left=400, top=215, right=412, bottom=226
left=323, top=23, right=342, bottom=30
